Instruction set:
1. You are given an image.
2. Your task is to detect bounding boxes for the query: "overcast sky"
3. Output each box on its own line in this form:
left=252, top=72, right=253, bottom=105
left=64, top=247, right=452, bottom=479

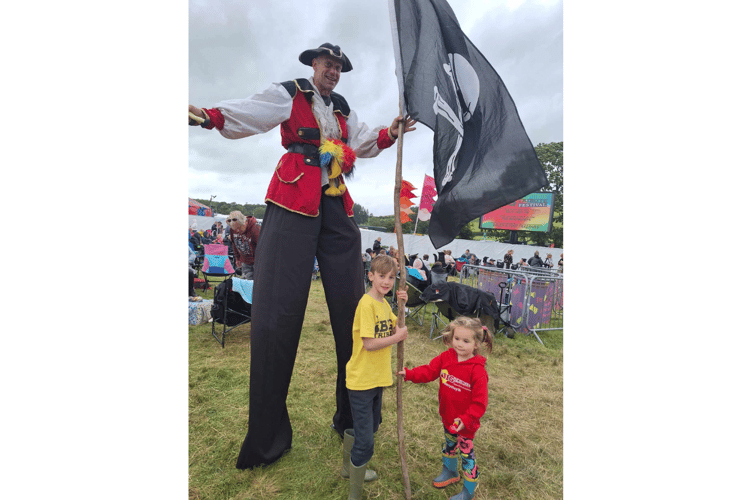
left=188, top=0, right=563, bottom=216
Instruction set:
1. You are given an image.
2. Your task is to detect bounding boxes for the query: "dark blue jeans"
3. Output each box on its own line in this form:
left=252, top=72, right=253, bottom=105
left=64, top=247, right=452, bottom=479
left=348, top=387, right=383, bottom=467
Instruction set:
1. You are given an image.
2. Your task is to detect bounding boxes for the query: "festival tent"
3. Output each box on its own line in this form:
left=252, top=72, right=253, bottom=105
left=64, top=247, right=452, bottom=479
left=189, top=198, right=214, bottom=217
left=358, top=228, right=561, bottom=270
left=189, top=198, right=230, bottom=231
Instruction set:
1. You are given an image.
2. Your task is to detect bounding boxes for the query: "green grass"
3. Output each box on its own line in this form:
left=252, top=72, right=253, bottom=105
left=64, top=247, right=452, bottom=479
left=189, top=278, right=562, bottom=499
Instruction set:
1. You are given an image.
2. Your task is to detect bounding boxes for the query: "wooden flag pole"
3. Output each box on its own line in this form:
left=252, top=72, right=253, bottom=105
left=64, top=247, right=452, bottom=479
left=393, top=109, right=411, bottom=500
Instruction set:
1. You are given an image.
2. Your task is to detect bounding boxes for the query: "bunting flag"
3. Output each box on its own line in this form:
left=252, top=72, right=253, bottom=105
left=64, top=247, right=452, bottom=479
left=417, top=174, right=437, bottom=221
left=389, top=0, right=549, bottom=247
left=399, top=180, right=417, bottom=224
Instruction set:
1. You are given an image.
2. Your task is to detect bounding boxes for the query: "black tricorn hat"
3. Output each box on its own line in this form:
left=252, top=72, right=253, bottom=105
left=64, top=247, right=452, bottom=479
left=299, top=43, right=353, bottom=72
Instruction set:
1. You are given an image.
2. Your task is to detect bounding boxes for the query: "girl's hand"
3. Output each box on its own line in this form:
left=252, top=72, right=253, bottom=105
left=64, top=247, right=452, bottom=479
left=449, top=418, right=465, bottom=434
left=397, top=368, right=406, bottom=377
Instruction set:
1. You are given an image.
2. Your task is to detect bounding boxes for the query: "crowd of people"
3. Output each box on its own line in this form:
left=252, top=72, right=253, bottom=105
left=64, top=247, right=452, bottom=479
left=361, top=244, right=562, bottom=290
left=455, top=248, right=562, bottom=272
left=188, top=211, right=262, bottom=297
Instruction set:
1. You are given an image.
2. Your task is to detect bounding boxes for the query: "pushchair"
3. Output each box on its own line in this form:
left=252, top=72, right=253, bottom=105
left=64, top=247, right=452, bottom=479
left=420, top=281, right=513, bottom=340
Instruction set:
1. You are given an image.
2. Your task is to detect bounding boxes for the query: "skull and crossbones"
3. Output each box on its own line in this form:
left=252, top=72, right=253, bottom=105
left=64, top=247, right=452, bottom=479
left=432, top=53, right=480, bottom=187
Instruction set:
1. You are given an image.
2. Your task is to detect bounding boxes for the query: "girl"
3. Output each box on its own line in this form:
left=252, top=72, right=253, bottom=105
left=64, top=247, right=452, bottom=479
left=398, top=317, right=492, bottom=500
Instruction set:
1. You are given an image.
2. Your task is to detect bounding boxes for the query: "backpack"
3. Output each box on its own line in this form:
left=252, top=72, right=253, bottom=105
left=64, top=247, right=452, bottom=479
left=211, top=279, right=252, bottom=326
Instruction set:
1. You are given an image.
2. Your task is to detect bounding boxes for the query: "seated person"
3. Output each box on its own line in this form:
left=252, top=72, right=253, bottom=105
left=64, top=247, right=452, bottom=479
left=200, top=230, right=214, bottom=245
left=409, top=258, right=427, bottom=281
left=443, top=249, right=456, bottom=266
left=457, top=249, right=471, bottom=263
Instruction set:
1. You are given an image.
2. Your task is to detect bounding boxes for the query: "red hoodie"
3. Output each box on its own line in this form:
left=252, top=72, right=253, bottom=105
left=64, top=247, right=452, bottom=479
left=404, top=349, right=489, bottom=439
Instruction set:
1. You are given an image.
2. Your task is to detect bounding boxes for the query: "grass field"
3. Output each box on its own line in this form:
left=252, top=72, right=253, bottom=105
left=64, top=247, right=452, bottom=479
left=189, top=277, right=562, bottom=499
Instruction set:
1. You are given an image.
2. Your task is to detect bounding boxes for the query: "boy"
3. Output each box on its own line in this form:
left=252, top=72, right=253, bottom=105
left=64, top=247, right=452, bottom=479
left=343, top=255, right=408, bottom=500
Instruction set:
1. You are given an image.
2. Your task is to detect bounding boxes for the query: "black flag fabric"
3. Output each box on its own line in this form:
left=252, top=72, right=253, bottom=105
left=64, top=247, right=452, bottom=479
left=389, top=0, right=548, bottom=248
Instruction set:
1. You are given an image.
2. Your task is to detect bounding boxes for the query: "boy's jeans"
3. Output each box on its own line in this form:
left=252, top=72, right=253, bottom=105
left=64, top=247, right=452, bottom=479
left=348, top=387, right=383, bottom=466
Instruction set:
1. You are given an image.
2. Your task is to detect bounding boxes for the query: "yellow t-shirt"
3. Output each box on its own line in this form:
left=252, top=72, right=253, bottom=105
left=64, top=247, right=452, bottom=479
left=345, top=293, right=398, bottom=391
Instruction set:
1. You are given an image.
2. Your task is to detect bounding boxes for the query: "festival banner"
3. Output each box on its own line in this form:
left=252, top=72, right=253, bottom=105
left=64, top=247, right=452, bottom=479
left=479, top=192, right=555, bottom=233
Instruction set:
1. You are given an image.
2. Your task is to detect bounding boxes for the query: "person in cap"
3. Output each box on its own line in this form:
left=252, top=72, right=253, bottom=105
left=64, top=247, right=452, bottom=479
left=189, top=43, right=417, bottom=470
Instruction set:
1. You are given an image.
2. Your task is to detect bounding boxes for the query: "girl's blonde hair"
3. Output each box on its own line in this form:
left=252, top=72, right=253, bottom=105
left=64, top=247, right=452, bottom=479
left=441, top=316, right=493, bottom=355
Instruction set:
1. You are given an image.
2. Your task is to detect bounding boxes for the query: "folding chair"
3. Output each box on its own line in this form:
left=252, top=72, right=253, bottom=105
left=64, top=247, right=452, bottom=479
left=430, top=267, right=448, bottom=285
left=386, top=274, right=426, bottom=326
left=390, top=272, right=429, bottom=326
left=201, top=244, right=236, bottom=290
left=210, top=277, right=252, bottom=348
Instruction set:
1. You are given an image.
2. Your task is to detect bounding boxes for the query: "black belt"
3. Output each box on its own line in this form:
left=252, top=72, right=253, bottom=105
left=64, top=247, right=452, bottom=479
left=287, top=143, right=320, bottom=166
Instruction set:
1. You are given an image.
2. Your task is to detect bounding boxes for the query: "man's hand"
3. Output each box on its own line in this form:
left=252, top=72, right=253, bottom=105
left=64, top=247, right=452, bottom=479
left=189, top=105, right=207, bottom=125
left=389, top=115, right=418, bottom=139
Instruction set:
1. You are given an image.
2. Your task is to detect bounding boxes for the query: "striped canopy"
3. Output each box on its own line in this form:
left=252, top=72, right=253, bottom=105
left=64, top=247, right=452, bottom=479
left=189, top=198, right=214, bottom=217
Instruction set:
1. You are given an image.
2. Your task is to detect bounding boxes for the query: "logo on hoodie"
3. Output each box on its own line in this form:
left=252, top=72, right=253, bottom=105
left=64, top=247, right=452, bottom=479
left=440, top=369, right=471, bottom=393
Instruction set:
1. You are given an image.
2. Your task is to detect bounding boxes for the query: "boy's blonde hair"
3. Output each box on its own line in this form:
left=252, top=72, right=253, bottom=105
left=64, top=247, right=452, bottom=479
left=369, top=254, right=398, bottom=276
left=441, top=316, right=493, bottom=355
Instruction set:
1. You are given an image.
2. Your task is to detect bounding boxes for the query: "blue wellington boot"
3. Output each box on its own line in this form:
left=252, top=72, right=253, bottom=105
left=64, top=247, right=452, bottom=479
left=432, top=455, right=460, bottom=488
left=449, top=477, right=478, bottom=500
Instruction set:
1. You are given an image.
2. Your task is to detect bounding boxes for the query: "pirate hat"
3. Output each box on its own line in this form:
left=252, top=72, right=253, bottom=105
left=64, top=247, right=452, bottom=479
left=299, top=43, right=353, bottom=72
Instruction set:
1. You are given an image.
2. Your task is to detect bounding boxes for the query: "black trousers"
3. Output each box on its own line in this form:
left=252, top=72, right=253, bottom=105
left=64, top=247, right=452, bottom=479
left=236, top=192, right=364, bottom=469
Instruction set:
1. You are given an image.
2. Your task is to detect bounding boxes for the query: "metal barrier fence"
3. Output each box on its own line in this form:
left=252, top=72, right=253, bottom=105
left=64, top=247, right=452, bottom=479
left=458, top=264, right=563, bottom=345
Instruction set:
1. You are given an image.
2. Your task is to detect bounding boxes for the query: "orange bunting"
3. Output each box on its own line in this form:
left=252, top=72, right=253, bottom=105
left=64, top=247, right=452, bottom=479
left=399, top=179, right=418, bottom=224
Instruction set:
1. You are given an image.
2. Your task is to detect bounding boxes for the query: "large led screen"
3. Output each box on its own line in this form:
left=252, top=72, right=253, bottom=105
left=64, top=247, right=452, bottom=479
left=479, top=192, right=555, bottom=232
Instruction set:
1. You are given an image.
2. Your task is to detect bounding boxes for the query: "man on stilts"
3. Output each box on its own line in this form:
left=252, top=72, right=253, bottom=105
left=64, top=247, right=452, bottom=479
left=189, top=42, right=416, bottom=469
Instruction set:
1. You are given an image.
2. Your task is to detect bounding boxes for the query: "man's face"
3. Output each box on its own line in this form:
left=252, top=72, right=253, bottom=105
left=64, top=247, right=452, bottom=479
left=312, top=55, right=342, bottom=96
left=227, top=216, right=242, bottom=232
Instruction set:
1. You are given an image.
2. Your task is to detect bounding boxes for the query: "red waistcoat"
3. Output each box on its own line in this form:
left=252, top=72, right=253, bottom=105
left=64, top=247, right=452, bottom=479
left=265, top=80, right=355, bottom=217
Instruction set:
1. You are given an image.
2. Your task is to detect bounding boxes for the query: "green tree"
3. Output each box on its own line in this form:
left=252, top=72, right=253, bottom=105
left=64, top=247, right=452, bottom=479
left=478, top=142, right=563, bottom=248
left=534, top=141, right=563, bottom=248
left=352, top=203, right=371, bottom=225
left=193, top=199, right=267, bottom=220
left=457, top=222, right=475, bottom=240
